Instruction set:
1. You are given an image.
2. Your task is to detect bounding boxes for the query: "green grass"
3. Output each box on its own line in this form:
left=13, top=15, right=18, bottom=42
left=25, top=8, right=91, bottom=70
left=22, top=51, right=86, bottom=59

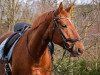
left=53, top=57, right=100, bottom=75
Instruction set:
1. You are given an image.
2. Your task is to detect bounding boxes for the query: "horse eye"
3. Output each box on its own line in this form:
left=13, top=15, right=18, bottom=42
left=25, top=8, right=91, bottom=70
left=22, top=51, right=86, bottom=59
left=62, top=24, right=67, bottom=28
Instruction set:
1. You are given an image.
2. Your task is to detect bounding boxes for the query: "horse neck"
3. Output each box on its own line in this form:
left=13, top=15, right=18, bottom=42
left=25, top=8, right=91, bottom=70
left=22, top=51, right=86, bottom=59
left=28, top=14, right=52, bottom=60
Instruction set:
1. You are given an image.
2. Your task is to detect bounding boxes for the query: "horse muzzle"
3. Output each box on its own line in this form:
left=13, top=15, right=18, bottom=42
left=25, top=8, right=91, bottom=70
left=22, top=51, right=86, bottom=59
left=70, top=48, right=84, bottom=57
left=65, top=42, right=84, bottom=57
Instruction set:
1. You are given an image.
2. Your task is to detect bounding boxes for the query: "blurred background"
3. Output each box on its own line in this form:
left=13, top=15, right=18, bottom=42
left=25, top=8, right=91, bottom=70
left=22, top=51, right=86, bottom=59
left=0, top=0, right=100, bottom=75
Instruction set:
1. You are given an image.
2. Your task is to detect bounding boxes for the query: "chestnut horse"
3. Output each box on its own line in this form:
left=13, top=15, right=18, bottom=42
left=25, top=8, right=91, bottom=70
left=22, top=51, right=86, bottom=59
left=0, top=3, right=84, bottom=75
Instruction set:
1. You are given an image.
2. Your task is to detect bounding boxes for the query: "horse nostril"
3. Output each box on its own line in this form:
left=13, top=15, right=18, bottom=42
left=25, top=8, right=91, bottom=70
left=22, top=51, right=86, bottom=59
left=70, top=48, right=84, bottom=57
left=78, top=48, right=83, bottom=54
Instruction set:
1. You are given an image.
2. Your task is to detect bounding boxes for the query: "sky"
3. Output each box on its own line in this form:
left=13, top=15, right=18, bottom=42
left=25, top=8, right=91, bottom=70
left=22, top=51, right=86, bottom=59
left=21, top=0, right=92, bottom=5
left=75, top=0, right=92, bottom=4
left=57, top=0, right=92, bottom=4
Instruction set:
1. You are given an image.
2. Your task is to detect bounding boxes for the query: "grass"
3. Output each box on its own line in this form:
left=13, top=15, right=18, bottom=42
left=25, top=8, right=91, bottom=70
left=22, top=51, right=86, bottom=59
left=53, top=56, right=100, bottom=75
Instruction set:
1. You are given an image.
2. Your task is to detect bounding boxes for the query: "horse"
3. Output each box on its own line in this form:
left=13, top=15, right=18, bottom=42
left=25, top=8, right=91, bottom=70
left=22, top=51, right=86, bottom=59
left=0, top=3, right=84, bottom=75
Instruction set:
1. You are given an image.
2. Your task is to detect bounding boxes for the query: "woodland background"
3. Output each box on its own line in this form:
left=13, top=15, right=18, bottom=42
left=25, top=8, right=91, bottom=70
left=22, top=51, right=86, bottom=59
left=0, top=0, right=100, bottom=75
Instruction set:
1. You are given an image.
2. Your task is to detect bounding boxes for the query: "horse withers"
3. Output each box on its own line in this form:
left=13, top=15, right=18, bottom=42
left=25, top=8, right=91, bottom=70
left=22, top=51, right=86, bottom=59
left=0, top=3, right=84, bottom=75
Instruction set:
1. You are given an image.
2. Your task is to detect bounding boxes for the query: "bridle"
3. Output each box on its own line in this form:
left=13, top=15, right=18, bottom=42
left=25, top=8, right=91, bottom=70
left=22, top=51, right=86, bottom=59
left=50, top=15, right=82, bottom=70
left=50, top=15, right=81, bottom=54
left=26, top=12, right=81, bottom=73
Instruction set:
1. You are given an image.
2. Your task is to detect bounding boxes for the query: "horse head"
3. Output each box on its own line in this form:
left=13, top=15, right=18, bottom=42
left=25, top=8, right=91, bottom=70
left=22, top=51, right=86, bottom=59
left=48, top=3, right=84, bottom=57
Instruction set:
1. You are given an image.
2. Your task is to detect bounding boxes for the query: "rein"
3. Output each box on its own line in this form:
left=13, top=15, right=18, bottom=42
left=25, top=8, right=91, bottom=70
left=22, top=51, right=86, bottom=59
left=51, top=16, right=80, bottom=52
left=51, top=16, right=80, bottom=70
left=21, top=12, right=80, bottom=73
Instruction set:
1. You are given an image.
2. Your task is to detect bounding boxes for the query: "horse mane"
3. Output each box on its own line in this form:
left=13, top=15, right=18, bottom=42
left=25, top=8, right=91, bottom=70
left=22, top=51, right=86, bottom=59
left=31, top=11, right=54, bottom=30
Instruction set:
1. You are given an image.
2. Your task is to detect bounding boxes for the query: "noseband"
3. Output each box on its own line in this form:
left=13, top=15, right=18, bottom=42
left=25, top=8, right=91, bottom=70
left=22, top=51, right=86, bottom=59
left=50, top=16, right=80, bottom=53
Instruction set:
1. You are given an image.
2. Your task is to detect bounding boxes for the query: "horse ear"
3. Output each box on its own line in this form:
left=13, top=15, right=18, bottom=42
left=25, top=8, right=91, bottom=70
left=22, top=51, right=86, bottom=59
left=57, top=2, right=64, bottom=12
left=65, top=4, right=74, bottom=13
